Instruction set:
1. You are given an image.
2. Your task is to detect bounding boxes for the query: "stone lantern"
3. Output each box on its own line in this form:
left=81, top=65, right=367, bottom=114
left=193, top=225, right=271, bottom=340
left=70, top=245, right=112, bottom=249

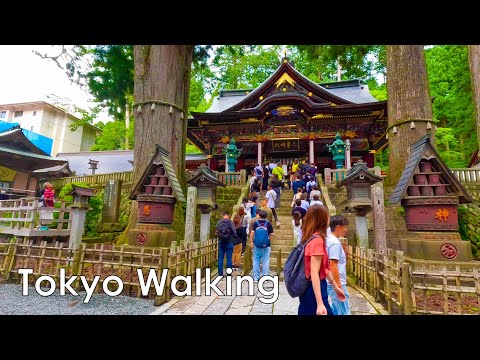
left=67, top=185, right=94, bottom=210
left=66, top=185, right=95, bottom=250
left=327, top=132, right=346, bottom=170
left=185, top=163, right=226, bottom=242
left=337, top=160, right=383, bottom=248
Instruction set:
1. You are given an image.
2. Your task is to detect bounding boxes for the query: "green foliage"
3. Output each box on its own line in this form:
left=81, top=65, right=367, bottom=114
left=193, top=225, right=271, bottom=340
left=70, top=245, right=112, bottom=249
left=375, top=148, right=389, bottom=171
left=294, top=45, right=386, bottom=82
left=212, top=45, right=283, bottom=89
left=58, top=182, right=102, bottom=236
left=368, top=80, right=387, bottom=101
left=426, top=45, right=477, bottom=163
left=90, top=120, right=127, bottom=151
left=85, top=45, right=134, bottom=122
left=458, top=204, right=480, bottom=256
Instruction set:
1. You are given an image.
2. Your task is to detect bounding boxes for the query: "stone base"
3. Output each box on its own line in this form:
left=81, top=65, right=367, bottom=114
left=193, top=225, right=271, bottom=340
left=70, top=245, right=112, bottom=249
left=128, top=227, right=176, bottom=247
left=398, top=232, right=472, bottom=262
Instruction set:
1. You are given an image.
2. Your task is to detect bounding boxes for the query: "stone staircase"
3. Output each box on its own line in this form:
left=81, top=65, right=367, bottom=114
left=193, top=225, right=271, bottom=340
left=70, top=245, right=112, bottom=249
left=269, top=189, right=296, bottom=270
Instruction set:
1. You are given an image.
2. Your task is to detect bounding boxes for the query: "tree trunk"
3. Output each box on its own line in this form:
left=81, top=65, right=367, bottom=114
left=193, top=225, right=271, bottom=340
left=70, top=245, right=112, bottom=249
left=117, top=45, right=193, bottom=244
left=386, top=45, right=433, bottom=186
left=468, top=45, right=480, bottom=152
left=337, top=56, right=342, bottom=81
left=125, top=105, right=130, bottom=150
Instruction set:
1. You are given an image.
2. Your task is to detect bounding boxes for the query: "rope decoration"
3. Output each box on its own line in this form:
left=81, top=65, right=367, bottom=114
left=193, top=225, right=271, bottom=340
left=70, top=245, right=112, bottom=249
left=133, top=100, right=185, bottom=118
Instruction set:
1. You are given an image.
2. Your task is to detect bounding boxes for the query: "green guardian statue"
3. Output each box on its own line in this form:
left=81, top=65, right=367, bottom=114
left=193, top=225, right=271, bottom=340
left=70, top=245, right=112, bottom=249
left=222, top=138, right=242, bottom=172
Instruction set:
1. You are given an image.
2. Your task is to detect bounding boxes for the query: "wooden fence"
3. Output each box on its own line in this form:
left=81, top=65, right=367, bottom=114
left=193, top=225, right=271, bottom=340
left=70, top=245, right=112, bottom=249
left=0, top=238, right=220, bottom=305
left=347, top=245, right=480, bottom=315
left=0, top=198, right=72, bottom=240
left=50, top=171, right=134, bottom=191
left=451, top=168, right=480, bottom=183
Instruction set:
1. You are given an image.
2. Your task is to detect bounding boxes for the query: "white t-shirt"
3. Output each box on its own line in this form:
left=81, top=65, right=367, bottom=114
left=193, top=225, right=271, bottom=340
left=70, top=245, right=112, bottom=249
left=282, top=164, right=288, bottom=176
left=326, top=232, right=347, bottom=286
left=266, top=189, right=277, bottom=208
left=310, top=200, right=324, bottom=206
left=241, top=211, right=252, bottom=233
left=249, top=175, right=257, bottom=186
left=300, top=200, right=310, bottom=211
left=292, top=219, right=302, bottom=245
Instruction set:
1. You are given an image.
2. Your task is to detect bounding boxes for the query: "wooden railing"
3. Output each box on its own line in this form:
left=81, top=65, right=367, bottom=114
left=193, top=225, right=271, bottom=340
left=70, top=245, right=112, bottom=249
left=451, top=168, right=480, bottom=183
left=217, top=170, right=246, bottom=187
left=347, top=245, right=480, bottom=315
left=0, top=238, right=220, bottom=305
left=324, top=166, right=382, bottom=185
left=50, top=171, right=133, bottom=189
left=0, top=198, right=72, bottom=238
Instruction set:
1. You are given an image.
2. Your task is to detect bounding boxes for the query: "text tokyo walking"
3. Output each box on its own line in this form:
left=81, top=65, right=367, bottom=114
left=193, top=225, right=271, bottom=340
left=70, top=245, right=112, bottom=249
left=18, top=268, right=279, bottom=304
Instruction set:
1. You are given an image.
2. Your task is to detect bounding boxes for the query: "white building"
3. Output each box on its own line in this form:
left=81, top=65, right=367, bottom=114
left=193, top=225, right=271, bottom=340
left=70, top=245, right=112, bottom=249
left=0, top=101, right=100, bottom=156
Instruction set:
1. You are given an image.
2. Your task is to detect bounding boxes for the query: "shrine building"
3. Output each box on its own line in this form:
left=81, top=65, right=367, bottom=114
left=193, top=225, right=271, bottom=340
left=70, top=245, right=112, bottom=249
left=187, top=57, right=388, bottom=174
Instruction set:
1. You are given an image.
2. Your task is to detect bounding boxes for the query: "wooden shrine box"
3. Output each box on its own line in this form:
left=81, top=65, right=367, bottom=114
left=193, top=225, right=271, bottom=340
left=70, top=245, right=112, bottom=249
left=128, top=145, right=185, bottom=247
left=390, top=135, right=473, bottom=261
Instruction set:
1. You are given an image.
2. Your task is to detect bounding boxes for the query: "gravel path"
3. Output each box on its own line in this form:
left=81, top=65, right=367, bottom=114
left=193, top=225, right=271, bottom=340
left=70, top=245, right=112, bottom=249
left=0, top=284, right=157, bottom=315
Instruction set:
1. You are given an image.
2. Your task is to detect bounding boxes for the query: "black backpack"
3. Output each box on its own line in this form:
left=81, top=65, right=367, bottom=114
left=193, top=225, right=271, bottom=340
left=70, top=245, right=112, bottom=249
left=284, top=235, right=318, bottom=298
left=217, top=220, right=233, bottom=242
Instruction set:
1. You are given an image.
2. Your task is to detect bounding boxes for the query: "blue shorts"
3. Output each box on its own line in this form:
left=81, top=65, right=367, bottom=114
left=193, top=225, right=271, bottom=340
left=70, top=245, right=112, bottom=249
left=327, top=284, right=351, bottom=315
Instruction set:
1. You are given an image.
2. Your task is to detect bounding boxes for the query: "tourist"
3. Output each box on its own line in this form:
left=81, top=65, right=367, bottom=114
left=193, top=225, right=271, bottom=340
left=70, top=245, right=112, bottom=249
left=270, top=175, right=282, bottom=210
left=39, top=182, right=55, bottom=228
left=292, top=175, right=305, bottom=195
left=272, top=162, right=284, bottom=182
left=262, top=163, right=270, bottom=190
left=310, top=163, right=317, bottom=177
left=327, top=215, right=351, bottom=315
left=306, top=176, right=317, bottom=196
left=268, top=160, right=277, bottom=175
left=291, top=199, right=307, bottom=219
left=238, top=206, right=251, bottom=255
left=254, top=163, right=264, bottom=187
left=310, top=194, right=324, bottom=206
left=291, top=159, right=299, bottom=175
left=240, top=196, right=255, bottom=215
left=259, top=198, right=273, bottom=223
left=292, top=211, right=302, bottom=246
left=282, top=162, right=288, bottom=188
left=232, top=215, right=246, bottom=272
left=250, top=210, right=273, bottom=281
left=215, top=211, right=236, bottom=276
left=250, top=178, right=262, bottom=205
left=291, top=187, right=304, bottom=208
left=0, top=188, right=8, bottom=201
left=266, top=184, right=281, bottom=226
left=249, top=170, right=257, bottom=187
left=300, top=193, right=310, bottom=211
left=298, top=205, right=345, bottom=315
left=310, top=185, right=322, bottom=201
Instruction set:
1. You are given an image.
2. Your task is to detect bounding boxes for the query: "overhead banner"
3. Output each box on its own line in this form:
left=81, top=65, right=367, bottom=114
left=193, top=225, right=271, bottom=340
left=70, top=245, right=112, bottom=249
left=0, top=166, right=16, bottom=182
left=272, top=138, right=300, bottom=152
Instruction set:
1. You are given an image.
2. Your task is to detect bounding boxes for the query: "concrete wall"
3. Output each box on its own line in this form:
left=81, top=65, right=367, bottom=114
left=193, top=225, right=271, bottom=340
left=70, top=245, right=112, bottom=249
left=80, top=125, right=97, bottom=151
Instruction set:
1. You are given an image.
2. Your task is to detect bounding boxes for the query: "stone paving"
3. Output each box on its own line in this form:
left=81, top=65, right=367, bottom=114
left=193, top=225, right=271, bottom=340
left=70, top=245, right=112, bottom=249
left=150, top=273, right=380, bottom=315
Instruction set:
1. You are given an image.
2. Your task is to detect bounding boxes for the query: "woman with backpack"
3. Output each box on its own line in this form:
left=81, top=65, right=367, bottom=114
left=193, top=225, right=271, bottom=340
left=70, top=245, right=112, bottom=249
left=299, top=205, right=346, bottom=315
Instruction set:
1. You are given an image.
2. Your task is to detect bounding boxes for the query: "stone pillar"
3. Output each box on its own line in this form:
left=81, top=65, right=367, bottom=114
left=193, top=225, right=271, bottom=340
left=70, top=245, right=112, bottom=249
left=355, top=215, right=369, bottom=248
left=199, top=213, right=211, bottom=242
left=373, top=166, right=382, bottom=177
left=258, top=142, right=262, bottom=166
left=69, top=208, right=87, bottom=250
left=184, top=186, right=197, bottom=243
left=345, top=139, right=352, bottom=170
left=324, top=168, right=332, bottom=185
left=371, top=182, right=387, bottom=255
left=309, top=140, right=314, bottom=165
left=225, top=152, right=229, bottom=173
